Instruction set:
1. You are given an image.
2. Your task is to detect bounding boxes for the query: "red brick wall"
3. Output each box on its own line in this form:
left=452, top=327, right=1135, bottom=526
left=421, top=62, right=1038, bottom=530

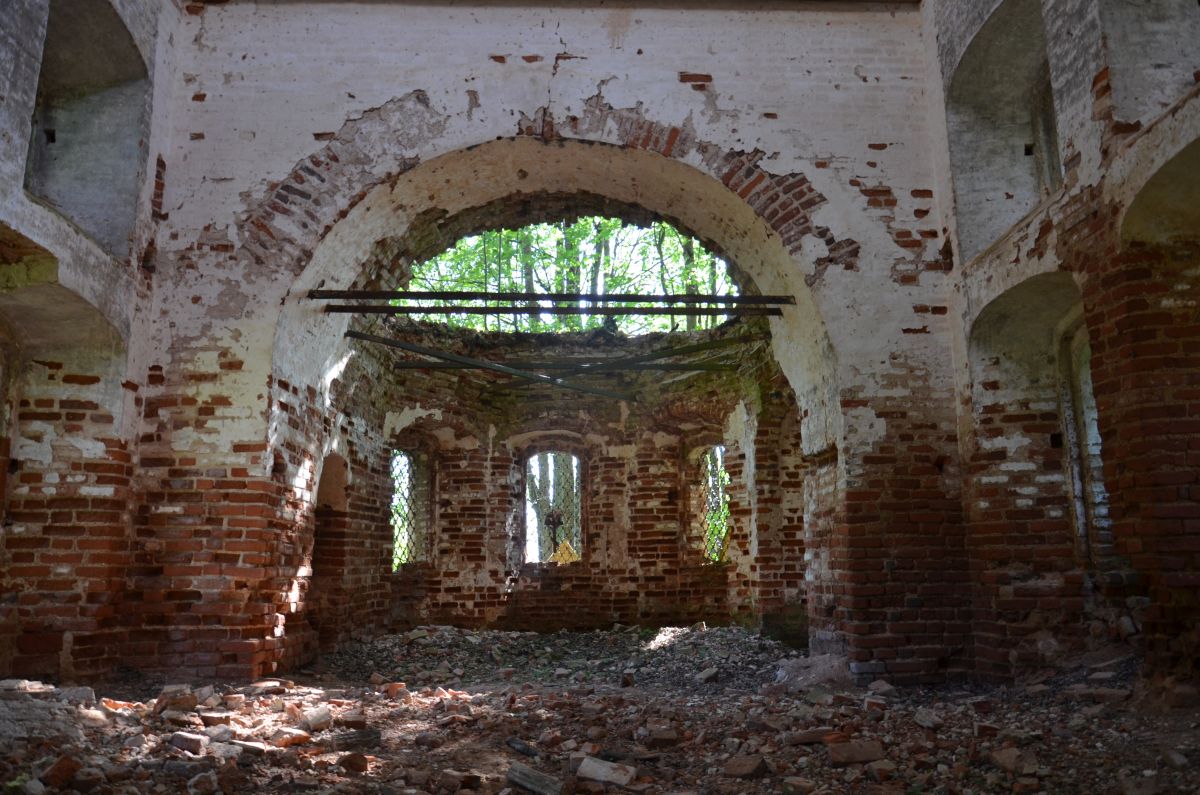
left=0, top=362, right=133, bottom=679
left=1084, top=240, right=1200, bottom=673
left=838, top=388, right=972, bottom=684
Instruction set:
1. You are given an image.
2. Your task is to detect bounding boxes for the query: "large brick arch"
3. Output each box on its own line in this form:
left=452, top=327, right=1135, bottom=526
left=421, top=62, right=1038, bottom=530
left=244, top=109, right=860, bottom=674
left=139, top=91, right=954, bottom=680
left=263, top=130, right=847, bottom=454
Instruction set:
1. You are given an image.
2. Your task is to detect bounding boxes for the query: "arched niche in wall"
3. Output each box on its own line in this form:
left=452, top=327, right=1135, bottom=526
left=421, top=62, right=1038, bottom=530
left=1099, top=0, right=1200, bottom=126
left=307, top=452, right=351, bottom=651
left=947, top=0, right=1062, bottom=263
left=315, top=452, right=350, bottom=513
left=24, top=0, right=150, bottom=260
left=0, top=222, right=130, bottom=680
left=967, top=271, right=1107, bottom=568
left=1120, top=138, right=1200, bottom=246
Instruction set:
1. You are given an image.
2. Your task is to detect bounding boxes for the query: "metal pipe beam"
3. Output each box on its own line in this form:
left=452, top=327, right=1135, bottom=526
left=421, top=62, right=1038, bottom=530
left=310, top=289, right=795, bottom=305
left=327, top=305, right=781, bottom=317
left=393, top=361, right=735, bottom=371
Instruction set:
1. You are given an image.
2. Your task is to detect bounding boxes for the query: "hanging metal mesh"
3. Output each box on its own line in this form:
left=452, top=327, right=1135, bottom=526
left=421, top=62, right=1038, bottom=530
left=700, top=446, right=731, bottom=562
left=391, top=451, right=428, bottom=569
left=525, top=452, right=582, bottom=563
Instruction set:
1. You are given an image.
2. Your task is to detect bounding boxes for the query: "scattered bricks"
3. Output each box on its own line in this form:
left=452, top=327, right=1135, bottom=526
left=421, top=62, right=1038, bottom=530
left=301, top=705, right=333, bottom=732
left=647, top=727, right=679, bottom=748
left=40, top=755, right=82, bottom=788
left=828, top=740, right=885, bottom=766
left=974, top=722, right=1000, bottom=738
left=723, top=754, right=769, bottom=779
left=867, top=759, right=897, bottom=782
left=269, top=727, right=311, bottom=747
left=155, top=685, right=198, bottom=714
left=336, top=711, right=368, bottom=730
left=170, top=732, right=207, bottom=754
left=576, top=756, right=636, bottom=786
left=913, top=708, right=943, bottom=730
left=230, top=740, right=268, bottom=757
left=784, top=727, right=834, bottom=746
left=382, top=683, right=412, bottom=702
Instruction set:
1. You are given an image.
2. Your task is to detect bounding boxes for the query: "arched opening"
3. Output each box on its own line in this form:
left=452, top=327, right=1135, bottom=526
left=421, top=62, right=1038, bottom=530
left=1094, top=136, right=1200, bottom=673
left=947, top=0, right=1061, bottom=262
left=694, top=444, right=731, bottom=563
left=1120, top=138, right=1200, bottom=246
left=966, top=271, right=1111, bottom=676
left=523, top=450, right=583, bottom=564
left=24, top=0, right=150, bottom=259
left=266, top=136, right=839, bottom=657
left=0, top=224, right=132, bottom=679
left=390, top=449, right=430, bottom=569
left=307, top=453, right=351, bottom=654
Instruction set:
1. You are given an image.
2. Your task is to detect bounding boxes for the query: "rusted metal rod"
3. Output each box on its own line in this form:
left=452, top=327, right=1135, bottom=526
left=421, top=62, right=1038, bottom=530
left=327, top=305, right=781, bottom=317
left=393, top=361, right=735, bottom=371
left=309, top=289, right=795, bottom=305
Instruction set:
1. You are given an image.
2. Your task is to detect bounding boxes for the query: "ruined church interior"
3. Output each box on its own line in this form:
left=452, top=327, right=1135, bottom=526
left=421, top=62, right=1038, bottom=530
left=1, top=0, right=1198, bottom=792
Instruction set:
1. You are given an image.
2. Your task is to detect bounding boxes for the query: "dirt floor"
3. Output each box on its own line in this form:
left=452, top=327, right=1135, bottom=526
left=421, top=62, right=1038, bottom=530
left=1, top=624, right=1197, bottom=794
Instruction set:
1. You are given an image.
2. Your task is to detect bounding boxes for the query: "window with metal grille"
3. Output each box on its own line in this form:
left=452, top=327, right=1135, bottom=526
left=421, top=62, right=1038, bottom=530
left=524, top=452, right=582, bottom=564
left=390, top=450, right=429, bottom=569
left=699, top=446, right=731, bottom=562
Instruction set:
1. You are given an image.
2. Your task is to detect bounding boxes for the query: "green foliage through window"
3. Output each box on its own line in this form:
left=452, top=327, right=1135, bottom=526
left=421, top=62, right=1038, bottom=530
left=406, top=217, right=736, bottom=335
left=391, top=450, right=427, bottom=569
left=700, top=446, right=731, bottom=562
left=525, top=452, right=582, bottom=563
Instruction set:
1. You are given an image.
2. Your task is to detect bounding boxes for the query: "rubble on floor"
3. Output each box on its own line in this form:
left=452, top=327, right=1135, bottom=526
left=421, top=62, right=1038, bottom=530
left=0, top=625, right=1196, bottom=794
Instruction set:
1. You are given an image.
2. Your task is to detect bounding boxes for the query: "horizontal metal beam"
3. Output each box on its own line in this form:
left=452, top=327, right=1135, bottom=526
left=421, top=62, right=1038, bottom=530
left=394, top=361, right=735, bottom=372
left=327, top=304, right=781, bottom=317
left=309, top=289, right=795, bottom=306
left=346, top=331, right=632, bottom=401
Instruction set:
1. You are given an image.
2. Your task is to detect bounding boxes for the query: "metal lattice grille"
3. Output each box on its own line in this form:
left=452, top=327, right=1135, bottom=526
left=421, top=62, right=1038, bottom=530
left=391, top=451, right=428, bottom=569
left=700, top=446, right=731, bottom=562
left=525, top=452, right=582, bottom=563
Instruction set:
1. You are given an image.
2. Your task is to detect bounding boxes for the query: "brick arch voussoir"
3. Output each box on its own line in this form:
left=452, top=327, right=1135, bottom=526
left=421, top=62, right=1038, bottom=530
left=234, top=92, right=860, bottom=284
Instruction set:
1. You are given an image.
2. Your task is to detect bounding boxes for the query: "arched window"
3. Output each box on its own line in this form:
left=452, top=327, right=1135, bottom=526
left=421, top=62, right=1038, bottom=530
left=696, top=445, right=731, bottom=562
left=524, top=451, right=582, bottom=563
left=390, top=450, right=430, bottom=569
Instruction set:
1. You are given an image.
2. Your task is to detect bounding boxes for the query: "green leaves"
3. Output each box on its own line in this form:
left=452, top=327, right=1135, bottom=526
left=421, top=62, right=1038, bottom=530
left=406, top=217, right=735, bottom=334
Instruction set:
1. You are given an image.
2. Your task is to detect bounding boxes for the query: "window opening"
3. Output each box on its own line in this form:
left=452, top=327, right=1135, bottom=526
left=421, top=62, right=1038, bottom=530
left=699, top=446, right=731, bottom=562
left=391, top=450, right=428, bottom=569
left=525, top=452, right=582, bottom=563
left=406, top=217, right=736, bottom=335
left=1059, top=333, right=1111, bottom=564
